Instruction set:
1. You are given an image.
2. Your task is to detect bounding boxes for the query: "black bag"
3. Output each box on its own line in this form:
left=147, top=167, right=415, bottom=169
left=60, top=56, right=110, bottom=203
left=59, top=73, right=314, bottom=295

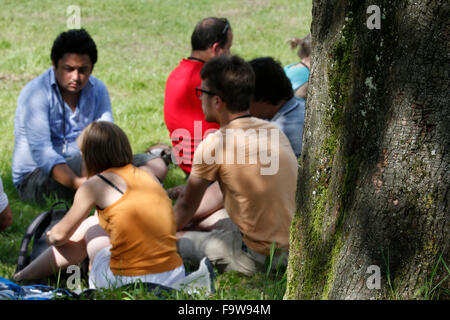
left=16, top=201, right=69, bottom=273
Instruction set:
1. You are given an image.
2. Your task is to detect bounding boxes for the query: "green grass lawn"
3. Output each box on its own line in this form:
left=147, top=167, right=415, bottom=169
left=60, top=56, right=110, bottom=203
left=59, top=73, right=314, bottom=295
left=0, top=0, right=312, bottom=299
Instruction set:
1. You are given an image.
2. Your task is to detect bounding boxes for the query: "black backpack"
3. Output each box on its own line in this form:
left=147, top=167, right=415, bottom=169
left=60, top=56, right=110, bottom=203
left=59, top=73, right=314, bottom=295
left=16, top=201, right=69, bottom=273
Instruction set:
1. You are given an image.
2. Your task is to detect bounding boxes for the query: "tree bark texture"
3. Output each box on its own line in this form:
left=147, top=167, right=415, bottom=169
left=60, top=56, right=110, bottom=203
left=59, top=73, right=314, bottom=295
left=285, top=0, right=449, bottom=299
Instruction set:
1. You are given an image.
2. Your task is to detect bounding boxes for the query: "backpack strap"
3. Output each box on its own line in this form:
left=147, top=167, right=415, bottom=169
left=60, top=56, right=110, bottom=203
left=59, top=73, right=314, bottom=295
left=16, top=201, right=68, bottom=273
left=16, top=211, right=51, bottom=273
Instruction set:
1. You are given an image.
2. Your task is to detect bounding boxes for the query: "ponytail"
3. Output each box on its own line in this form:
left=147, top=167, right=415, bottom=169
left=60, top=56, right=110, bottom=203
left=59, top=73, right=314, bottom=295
left=288, top=33, right=311, bottom=59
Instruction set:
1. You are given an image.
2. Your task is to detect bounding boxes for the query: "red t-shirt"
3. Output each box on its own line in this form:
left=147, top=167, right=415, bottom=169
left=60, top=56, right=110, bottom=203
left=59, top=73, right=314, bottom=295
left=164, top=59, right=220, bottom=174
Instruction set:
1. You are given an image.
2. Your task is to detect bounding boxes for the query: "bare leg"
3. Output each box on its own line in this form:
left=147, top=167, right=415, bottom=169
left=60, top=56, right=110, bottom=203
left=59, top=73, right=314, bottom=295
left=14, top=216, right=109, bottom=281
left=85, top=220, right=110, bottom=270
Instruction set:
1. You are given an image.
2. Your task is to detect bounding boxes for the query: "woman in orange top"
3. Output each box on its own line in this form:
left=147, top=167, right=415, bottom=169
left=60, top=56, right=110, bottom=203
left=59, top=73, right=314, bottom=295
left=14, top=121, right=185, bottom=289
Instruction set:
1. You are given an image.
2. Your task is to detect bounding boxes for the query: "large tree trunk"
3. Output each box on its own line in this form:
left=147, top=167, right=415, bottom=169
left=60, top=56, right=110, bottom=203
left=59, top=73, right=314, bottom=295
left=285, top=0, right=449, bottom=299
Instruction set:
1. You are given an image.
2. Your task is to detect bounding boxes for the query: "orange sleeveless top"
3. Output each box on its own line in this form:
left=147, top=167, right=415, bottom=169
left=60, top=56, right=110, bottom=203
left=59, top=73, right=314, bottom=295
left=97, top=164, right=183, bottom=276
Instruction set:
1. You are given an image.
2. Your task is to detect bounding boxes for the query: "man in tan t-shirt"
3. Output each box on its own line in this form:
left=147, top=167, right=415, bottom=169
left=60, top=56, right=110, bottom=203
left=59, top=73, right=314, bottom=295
left=174, top=55, right=298, bottom=276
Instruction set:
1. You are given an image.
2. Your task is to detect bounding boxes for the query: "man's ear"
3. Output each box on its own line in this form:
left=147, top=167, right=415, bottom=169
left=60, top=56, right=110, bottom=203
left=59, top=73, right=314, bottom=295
left=214, top=95, right=226, bottom=112
left=211, top=42, right=221, bottom=56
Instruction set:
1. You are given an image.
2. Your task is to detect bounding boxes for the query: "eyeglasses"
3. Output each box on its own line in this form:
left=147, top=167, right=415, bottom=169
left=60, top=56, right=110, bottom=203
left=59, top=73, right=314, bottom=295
left=217, top=18, right=230, bottom=43
left=195, top=86, right=225, bottom=101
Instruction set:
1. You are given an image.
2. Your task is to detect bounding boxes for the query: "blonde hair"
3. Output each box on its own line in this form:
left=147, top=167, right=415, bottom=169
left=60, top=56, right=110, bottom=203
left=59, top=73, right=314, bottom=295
left=78, top=121, right=133, bottom=177
left=288, top=33, right=311, bottom=59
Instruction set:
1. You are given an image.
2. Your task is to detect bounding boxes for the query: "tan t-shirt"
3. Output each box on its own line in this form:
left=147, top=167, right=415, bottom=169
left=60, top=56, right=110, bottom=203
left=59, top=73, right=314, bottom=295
left=191, top=117, right=298, bottom=255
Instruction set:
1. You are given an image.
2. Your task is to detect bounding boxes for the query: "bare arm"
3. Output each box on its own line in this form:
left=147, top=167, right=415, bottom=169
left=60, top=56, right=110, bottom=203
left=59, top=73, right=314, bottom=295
left=168, top=181, right=224, bottom=221
left=192, top=181, right=224, bottom=221
left=294, top=82, right=309, bottom=99
left=51, top=163, right=87, bottom=190
left=173, top=175, right=211, bottom=230
left=46, top=180, right=96, bottom=246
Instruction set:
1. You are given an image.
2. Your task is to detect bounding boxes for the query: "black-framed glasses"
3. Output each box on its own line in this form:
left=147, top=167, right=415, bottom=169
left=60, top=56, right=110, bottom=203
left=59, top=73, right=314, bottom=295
left=195, top=86, right=225, bottom=101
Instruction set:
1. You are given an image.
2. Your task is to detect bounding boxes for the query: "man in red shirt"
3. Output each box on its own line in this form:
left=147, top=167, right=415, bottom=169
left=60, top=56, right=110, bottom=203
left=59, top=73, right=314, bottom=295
left=164, top=17, right=233, bottom=175
left=164, top=17, right=233, bottom=230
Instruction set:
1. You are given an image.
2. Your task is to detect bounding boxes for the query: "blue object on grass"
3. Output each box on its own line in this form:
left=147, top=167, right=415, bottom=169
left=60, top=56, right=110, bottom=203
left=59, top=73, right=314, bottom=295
left=0, top=277, right=75, bottom=300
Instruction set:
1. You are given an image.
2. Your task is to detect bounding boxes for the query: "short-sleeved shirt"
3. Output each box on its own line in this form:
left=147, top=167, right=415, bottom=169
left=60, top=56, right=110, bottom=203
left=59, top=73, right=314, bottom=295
left=12, top=68, right=114, bottom=187
left=0, top=178, right=8, bottom=213
left=271, top=97, right=305, bottom=157
left=164, top=59, right=220, bottom=174
left=191, top=117, right=298, bottom=255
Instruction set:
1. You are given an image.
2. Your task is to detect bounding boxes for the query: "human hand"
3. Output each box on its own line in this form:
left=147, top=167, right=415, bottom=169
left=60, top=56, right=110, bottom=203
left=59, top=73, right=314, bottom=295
left=74, top=176, right=88, bottom=189
left=167, top=185, right=186, bottom=200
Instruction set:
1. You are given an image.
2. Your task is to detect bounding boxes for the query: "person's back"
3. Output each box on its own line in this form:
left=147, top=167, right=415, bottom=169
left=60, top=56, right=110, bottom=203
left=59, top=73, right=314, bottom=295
left=284, top=63, right=310, bottom=94
left=270, top=98, right=304, bottom=157
left=193, top=117, right=297, bottom=255
left=285, top=34, right=311, bottom=100
left=163, top=17, right=232, bottom=175
left=96, top=164, right=182, bottom=276
left=174, top=55, right=298, bottom=276
left=164, top=59, right=219, bottom=173
left=14, top=121, right=186, bottom=290
left=249, top=57, right=305, bottom=157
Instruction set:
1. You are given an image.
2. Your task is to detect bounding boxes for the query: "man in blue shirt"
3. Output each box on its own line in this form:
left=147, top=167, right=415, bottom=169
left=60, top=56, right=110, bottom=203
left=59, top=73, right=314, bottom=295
left=249, top=57, right=305, bottom=157
left=12, top=29, right=114, bottom=203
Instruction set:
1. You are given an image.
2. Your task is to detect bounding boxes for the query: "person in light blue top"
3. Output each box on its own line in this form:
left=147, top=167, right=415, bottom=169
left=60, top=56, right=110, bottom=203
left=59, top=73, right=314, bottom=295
left=12, top=29, right=114, bottom=203
left=271, top=97, right=304, bottom=157
left=284, top=62, right=309, bottom=92
left=249, top=57, right=305, bottom=157
left=284, top=33, right=311, bottom=102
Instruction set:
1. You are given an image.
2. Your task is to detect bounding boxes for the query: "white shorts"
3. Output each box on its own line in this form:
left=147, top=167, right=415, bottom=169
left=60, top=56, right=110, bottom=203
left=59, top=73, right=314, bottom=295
left=88, top=246, right=186, bottom=290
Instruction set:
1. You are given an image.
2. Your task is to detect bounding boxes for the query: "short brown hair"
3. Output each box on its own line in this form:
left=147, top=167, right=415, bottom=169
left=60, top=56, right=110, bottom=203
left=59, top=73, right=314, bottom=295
left=78, top=121, right=133, bottom=176
left=200, top=55, right=255, bottom=113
